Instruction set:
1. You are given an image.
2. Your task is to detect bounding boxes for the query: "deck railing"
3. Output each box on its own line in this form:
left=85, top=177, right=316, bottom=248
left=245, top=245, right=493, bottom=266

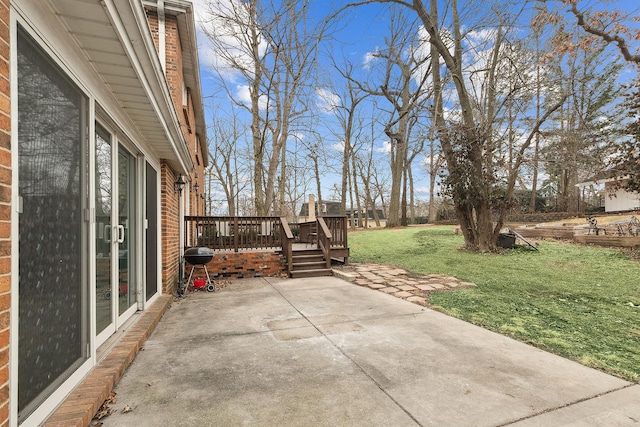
left=317, top=217, right=332, bottom=268
left=184, top=215, right=348, bottom=270
left=322, top=216, right=348, bottom=249
left=184, top=216, right=286, bottom=251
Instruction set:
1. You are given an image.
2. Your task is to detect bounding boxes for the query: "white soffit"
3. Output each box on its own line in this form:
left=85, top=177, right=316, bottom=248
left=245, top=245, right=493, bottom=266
left=48, top=0, right=189, bottom=170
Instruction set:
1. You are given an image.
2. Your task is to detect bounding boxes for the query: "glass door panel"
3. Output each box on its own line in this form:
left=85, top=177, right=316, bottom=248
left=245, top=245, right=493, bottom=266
left=17, top=27, right=89, bottom=420
left=95, top=124, right=113, bottom=335
left=118, top=146, right=137, bottom=316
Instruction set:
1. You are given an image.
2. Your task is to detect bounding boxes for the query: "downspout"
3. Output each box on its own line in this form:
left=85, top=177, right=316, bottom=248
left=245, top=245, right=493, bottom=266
left=157, top=0, right=166, bottom=73
left=178, top=176, right=185, bottom=295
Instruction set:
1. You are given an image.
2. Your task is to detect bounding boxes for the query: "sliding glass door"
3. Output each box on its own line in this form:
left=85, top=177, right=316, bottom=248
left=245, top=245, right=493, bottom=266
left=95, top=124, right=113, bottom=337
left=95, top=123, right=139, bottom=344
left=17, top=27, right=89, bottom=421
left=17, top=22, right=158, bottom=424
left=117, top=146, right=137, bottom=319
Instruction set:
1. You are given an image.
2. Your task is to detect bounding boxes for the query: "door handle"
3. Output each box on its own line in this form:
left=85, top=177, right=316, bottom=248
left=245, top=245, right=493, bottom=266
left=104, top=224, right=112, bottom=243
left=117, top=224, right=125, bottom=244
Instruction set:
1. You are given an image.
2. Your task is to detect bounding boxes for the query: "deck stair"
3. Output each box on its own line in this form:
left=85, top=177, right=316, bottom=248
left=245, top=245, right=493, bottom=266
left=289, top=248, right=332, bottom=278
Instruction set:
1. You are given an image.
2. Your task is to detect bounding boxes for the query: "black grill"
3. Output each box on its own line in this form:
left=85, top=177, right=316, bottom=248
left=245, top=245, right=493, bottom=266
left=184, top=247, right=214, bottom=265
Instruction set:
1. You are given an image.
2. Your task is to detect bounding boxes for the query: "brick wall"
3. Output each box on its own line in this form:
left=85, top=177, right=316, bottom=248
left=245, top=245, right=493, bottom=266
left=191, top=252, right=286, bottom=280
left=0, top=0, right=9, bottom=424
left=148, top=6, right=208, bottom=291
left=160, top=12, right=205, bottom=217
left=163, top=14, right=184, bottom=127
left=161, top=162, right=180, bottom=294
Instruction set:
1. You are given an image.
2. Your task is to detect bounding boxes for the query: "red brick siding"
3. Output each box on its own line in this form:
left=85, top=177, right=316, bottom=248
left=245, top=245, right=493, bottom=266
left=0, top=0, right=9, bottom=424
left=148, top=10, right=205, bottom=216
left=164, top=18, right=204, bottom=217
left=163, top=15, right=184, bottom=126
left=161, top=162, right=180, bottom=294
left=146, top=10, right=159, bottom=49
left=190, top=252, right=286, bottom=280
left=147, top=7, right=208, bottom=290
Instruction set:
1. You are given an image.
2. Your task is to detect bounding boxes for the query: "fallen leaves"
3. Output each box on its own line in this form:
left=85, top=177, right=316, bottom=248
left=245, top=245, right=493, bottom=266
left=92, top=390, right=136, bottom=423
left=94, top=391, right=116, bottom=420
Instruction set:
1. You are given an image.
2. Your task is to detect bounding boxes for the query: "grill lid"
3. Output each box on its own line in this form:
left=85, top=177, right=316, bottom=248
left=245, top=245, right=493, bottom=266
left=184, top=247, right=214, bottom=264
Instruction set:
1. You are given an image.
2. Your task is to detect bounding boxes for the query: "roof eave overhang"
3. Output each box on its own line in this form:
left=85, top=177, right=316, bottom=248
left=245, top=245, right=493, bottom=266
left=105, top=0, right=194, bottom=173
left=52, top=0, right=195, bottom=173
left=576, top=175, right=631, bottom=188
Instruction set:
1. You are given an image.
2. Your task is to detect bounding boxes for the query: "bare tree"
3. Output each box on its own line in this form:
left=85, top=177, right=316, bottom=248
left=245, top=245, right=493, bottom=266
left=283, top=133, right=314, bottom=219
left=349, top=0, right=566, bottom=250
left=536, top=0, right=640, bottom=196
left=350, top=6, right=431, bottom=227
left=324, top=60, right=370, bottom=218
left=206, top=106, right=254, bottom=215
left=202, top=0, right=330, bottom=215
left=536, top=0, right=640, bottom=66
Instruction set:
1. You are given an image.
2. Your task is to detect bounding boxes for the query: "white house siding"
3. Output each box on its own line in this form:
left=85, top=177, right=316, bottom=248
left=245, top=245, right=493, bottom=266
left=605, top=184, right=640, bottom=212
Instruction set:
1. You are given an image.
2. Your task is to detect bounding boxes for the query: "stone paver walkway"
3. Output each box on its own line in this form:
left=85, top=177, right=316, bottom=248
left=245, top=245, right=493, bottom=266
left=334, top=263, right=476, bottom=306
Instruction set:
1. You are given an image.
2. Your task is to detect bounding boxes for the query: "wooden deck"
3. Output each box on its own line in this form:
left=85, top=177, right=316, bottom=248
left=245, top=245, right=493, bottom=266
left=184, top=216, right=349, bottom=277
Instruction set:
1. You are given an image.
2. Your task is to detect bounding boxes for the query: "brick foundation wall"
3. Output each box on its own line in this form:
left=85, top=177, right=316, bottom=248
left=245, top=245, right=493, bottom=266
left=190, top=252, right=286, bottom=280
left=0, top=0, right=9, bottom=423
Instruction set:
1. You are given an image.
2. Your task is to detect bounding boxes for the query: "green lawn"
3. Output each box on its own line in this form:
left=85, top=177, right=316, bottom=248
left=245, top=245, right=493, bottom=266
left=348, top=226, right=640, bottom=382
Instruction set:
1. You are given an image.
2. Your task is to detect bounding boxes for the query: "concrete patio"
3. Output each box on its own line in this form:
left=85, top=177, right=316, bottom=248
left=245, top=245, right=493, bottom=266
left=91, top=275, right=639, bottom=426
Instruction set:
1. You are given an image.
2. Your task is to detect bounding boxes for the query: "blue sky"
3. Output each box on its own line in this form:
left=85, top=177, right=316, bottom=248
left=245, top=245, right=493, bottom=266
left=190, top=0, right=640, bottom=213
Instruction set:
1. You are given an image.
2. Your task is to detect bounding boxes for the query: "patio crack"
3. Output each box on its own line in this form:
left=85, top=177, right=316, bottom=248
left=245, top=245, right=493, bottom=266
left=497, top=383, right=638, bottom=426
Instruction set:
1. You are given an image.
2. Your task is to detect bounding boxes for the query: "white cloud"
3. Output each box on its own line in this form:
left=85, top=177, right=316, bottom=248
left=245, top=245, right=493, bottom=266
left=410, top=27, right=433, bottom=89
left=363, top=48, right=379, bottom=70
left=332, top=140, right=345, bottom=152
left=466, top=28, right=496, bottom=48
left=377, top=140, right=391, bottom=154
left=315, top=88, right=341, bottom=113
left=235, top=84, right=268, bottom=110
left=288, top=132, right=306, bottom=143
left=235, top=84, right=251, bottom=103
left=414, top=186, right=432, bottom=197
left=194, top=0, right=268, bottom=82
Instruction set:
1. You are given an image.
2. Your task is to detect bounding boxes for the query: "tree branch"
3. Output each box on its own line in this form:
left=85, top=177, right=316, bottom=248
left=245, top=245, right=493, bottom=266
left=568, top=2, right=640, bottom=65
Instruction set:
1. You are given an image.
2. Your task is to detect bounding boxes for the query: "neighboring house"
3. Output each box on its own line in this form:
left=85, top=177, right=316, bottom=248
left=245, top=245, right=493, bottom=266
left=347, top=209, right=387, bottom=228
left=577, top=167, right=640, bottom=213
left=298, top=199, right=342, bottom=219
left=4, top=0, right=207, bottom=425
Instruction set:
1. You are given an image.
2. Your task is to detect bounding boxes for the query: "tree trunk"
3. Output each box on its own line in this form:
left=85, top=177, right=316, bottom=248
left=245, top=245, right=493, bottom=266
left=351, top=148, right=363, bottom=228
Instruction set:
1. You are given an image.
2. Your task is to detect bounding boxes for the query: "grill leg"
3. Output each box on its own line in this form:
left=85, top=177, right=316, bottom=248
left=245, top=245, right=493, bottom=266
left=186, top=265, right=197, bottom=288
left=186, top=264, right=215, bottom=292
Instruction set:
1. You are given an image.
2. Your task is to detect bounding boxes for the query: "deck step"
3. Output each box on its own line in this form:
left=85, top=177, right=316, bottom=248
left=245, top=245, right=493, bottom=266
left=292, top=254, right=324, bottom=263
left=289, top=248, right=331, bottom=278
left=289, top=268, right=332, bottom=278
left=293, top=248, right=324, bottom=256
left=292, top=261, right=327, bottom=270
